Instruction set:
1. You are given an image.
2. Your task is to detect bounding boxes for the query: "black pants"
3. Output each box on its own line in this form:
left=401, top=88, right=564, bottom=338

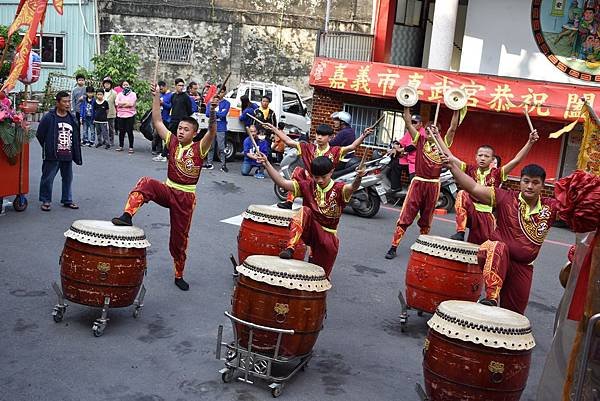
left=389, top=162, right=412, bottom=191
left=118, top=116, right=135, bottom=149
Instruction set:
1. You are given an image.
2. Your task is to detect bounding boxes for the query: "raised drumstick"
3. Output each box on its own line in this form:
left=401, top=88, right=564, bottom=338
left=433, top=101, right=441, bottom=127
left=246, top=113, right=266, bottom=126
left=524, top=107, right=534, bottom=132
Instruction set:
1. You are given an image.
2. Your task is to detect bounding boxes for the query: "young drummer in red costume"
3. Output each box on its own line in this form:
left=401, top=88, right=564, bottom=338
left=264, top=122, right=372, bottom=209
left=445, top=130, right=539, bottom=244
left=442, top=143, right=557, bottom=314
left=384, top=106, right=459, bottom=259
left=111, top=85, right=218, bottom=291
left=255, top=153, right=366, bottom=278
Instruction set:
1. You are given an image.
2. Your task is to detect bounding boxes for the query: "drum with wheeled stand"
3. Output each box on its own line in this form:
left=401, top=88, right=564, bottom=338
left=52, top=220, right=150, bottom=336
left=216, top=255, right=330, bottom=397
left=398, top=235, right=482, bottom=331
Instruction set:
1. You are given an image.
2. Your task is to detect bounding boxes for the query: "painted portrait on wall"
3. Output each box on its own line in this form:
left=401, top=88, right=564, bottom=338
left=532, top=0, right=600, bottom=81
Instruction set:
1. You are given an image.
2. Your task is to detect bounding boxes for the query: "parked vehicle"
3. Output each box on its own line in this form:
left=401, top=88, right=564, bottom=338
left=194, top=81, right=311, bottom=161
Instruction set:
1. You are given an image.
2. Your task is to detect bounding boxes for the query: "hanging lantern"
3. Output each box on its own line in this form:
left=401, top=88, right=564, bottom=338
left=13, top=51, right=41, bottom=85
left=0, top=37, right=6, bottom=50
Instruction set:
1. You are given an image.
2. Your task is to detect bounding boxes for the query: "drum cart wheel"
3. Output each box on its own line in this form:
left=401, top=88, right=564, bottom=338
left=51, top=282, right=68, bottom=322
left=216, top=312, right=312, bottom=397
left=132, top=285, right=147, bottom=318
left=398, top=289, right=409, bottom=332
left=12, top=195, right=27, bottom=212
left=92, top=296, right=111, bottom=337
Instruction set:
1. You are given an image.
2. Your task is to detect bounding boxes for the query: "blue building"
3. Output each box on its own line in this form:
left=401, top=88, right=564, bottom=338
left=0, top=0, right=97, bottom=92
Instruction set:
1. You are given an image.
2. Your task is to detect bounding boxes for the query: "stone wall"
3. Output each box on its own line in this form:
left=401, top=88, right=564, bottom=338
left=98, top=0, right=372, bottom=96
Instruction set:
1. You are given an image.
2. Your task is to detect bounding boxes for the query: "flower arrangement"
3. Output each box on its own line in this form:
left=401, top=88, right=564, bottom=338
left=0, top=93, right=33, bottom=165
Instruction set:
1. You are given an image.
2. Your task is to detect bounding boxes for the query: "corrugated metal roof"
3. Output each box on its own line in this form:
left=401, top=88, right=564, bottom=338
left=0, top=0, right=97, bottom=92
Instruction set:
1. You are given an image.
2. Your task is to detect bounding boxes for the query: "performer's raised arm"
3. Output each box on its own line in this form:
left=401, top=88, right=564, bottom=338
left=151, top=83, right=171, bottom=141
left=343, top=165, right=367, bottom=200
left=341, top=127, right=373, bottom=155
left=443, top=109, right=460, bottom=147
left=501, top=129, right=539, bottom=175
left=200, top=96, right=219, bottom=157
left=254, top=152, right=296, bottom=192
left=402, top=107, right=420, bottom=141
left=263, top=123, right=298, bottom=148
left=443, top=151, right=493, bottom=205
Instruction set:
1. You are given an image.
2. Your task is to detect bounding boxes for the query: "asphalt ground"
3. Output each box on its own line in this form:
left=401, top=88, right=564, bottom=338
left=0, top=132, right=574, bottom=401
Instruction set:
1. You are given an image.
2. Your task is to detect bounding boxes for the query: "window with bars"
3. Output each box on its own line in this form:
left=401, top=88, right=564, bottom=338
left=343, top=104, right=407, bottom=148
left=158, top=37, right=194, bottom=64
left=24, top=34, right=64, bottom=66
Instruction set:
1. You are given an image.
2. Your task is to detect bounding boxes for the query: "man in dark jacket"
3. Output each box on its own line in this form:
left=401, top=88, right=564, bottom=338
left=165, top=78, right=194, bottom=135
left=37, top=91, right=82, bottom=211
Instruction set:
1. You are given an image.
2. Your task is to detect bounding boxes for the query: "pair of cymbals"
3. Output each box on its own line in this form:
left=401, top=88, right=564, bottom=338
left=395, top=86, right=468, bottom=110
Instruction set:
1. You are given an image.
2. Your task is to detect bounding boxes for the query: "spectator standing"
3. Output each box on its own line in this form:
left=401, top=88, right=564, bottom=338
left=71, top=74, right=86, bottom=125
left=102, top=77, right=117, bottom=146
left=252, top=95, right=277, bottom=129
left=166, top=78, right=193, bottom=135
left=93, top=89, right=110, bottom=149
left=187, top=81, right=201, bottom=113
left=79, top=86, right=95, bottom=147
left=152, top=81, right=172, bottom=161
left=239, top=94, right=258, bottom=127
left=37, top=91, right=82, bottom=211
left=115, top=80, right=137, bottom=153
left=241, top=125, right=269, bottom=178
left=330, top=111, right=356, bottom=147
left=204, top=85, right=230, bottom=172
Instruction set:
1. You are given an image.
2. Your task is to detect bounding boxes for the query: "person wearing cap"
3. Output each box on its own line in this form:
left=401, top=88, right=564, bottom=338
left=102, top=77, right=117, bottom=146
left=384, top=107, right=459, bottom=260
left=330, top=111, right=355, bottom=147
left=264, top=122, right=373, bottom=209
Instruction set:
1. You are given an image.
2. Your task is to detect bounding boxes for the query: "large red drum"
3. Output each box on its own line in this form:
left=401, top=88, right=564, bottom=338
left=60, top=220, right=150, bottom=308
left=423, top=301, right=535, bottom=401
left=238, top=205, right=306, bottom=263
left=231, top=255, right=331, bottom=358
left=406, top=235, right=482, bottom=313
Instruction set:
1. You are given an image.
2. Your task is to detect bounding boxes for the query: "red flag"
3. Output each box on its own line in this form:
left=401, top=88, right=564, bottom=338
left=203, top=84, right=217, bottom=106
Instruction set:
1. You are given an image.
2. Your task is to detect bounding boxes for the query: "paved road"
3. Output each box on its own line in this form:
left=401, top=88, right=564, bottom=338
left=0, top=133, right=574, bottom=401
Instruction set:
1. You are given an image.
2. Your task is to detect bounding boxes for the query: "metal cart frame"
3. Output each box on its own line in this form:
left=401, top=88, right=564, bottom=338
left=216, top=311, right=312, bottom=398
left=397, top=289, right=426, bottom=332
left=51, top=281, right=147, bottom=337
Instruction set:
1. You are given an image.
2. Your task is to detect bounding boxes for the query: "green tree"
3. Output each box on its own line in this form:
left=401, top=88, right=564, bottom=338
left=91, top=35, right=150, bottom=119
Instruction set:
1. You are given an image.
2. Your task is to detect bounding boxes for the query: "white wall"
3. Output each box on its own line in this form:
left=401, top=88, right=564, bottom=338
left=459, top=0, right=600, bottom=87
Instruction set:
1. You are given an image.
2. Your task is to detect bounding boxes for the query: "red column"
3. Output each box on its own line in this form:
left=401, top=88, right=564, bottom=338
left=372, top=0, right=397, bottom=63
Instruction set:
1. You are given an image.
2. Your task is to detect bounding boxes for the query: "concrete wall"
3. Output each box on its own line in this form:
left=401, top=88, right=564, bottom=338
left=98, top=0, right=372, bottom=96
left=459, top=0, right=599, bottom=86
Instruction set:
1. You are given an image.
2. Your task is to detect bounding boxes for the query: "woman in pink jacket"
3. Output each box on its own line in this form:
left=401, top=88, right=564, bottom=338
left=115, top=80, right=137, bottom=153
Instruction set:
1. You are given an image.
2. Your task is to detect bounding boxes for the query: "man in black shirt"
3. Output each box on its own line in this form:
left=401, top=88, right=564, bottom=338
left=37, top=91, right=82, bottom=211
left=167, top=78, right=193, bottom=135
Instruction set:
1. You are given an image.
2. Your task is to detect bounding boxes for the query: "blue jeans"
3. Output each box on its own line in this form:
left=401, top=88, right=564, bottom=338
left=241, top=161, right=263, bottom=176
left=39, top=160, right=73, bottom=204
left=82, top=120, right=95, bottom=143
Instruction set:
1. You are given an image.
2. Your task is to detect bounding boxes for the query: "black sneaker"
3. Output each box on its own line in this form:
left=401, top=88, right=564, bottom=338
left=385, top=246, right=397, bottom=259
left=478, top=298, right=498, bottom=307
left=277, top=201, right=293, bottom=209
left=174, top=277, right=189, bottom=291
left=95, top=143, right=103, bottom=148
left=220, top=165, right=229, bottom=173
left=203, top=164, right=214, bottom=170
left=279, top=248, right=294, bottom=259
left=450, top=231, right=465, bottom=241
left=111, top=212, right=132, bottom=226
left=105, top=144, right=110, bottom=149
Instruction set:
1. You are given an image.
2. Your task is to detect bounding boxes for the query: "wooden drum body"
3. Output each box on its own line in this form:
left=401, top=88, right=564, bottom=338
left=406, top=235, right=482, bottom=314
left=423, top=301, right=535, bottom=401
left=231, top=255, right=331, bottom=358
left=238, top=205, right=306, bottom=263
left=60, top=220, right=150, bottom=308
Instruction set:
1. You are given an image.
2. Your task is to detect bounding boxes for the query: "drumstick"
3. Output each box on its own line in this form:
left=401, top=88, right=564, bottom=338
left=369, top=114, right=386, bottom=130
left=524, top=107, right=535, bottom=132
left=433, top=101, right=441, bottom=127
left=246, top=113, right=266, bottom=126
left=220, top=72, right=232, bottom=89
left=152, top=57, right=159, bottom=85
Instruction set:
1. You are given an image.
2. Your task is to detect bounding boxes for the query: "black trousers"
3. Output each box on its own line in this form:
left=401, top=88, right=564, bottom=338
left=389, top=162, right=412, bottom=191
left=117, top=116, right=135, bottom=149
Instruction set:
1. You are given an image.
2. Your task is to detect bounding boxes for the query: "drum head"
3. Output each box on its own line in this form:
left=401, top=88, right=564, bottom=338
left=237, top=255, right=331, bottom=292
left=411, top=235, right=479, bottom=264
left=64, top=220, right=151, bottom=248
left=243, top=204, right=299, bottom=227
left=428, top=300, right=535, bottom=350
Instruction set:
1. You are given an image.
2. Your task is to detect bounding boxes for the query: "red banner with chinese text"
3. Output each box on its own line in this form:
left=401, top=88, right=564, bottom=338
left=309, top=57, right=600, bottom=122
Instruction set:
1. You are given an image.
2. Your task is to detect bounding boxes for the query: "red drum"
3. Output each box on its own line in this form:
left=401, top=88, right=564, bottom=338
left=406, top=235, right=482, bottom=313
left=60, top=220, right=150, bottom=308
left=423, top=301, right=535, bottom=401
left=238, top=205, right=306, bottom=263
left=231, top=255, right=331, bottom=358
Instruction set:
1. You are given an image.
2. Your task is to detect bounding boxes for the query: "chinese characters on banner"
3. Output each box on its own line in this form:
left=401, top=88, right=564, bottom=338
left=310, top=57, right=600, bottom=122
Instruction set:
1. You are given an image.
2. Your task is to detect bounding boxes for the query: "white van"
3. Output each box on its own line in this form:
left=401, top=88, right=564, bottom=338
left=194, top=81, right=311, bottom=160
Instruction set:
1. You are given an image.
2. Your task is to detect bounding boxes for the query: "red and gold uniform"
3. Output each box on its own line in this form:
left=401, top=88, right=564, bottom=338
left=121, top=132, right=207, bottom=278
left=478, top=188, right=557, bottom=314
left=390, top=132, right=449, bottom=247
left=455, top=164, right=507, bottom=245
left=286, top=142, right=346, bottom=202
left=287, top=173, right=351, bottom=277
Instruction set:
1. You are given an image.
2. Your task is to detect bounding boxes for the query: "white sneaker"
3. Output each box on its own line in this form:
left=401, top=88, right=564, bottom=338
left=152, top=155, right=167, bottom=162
